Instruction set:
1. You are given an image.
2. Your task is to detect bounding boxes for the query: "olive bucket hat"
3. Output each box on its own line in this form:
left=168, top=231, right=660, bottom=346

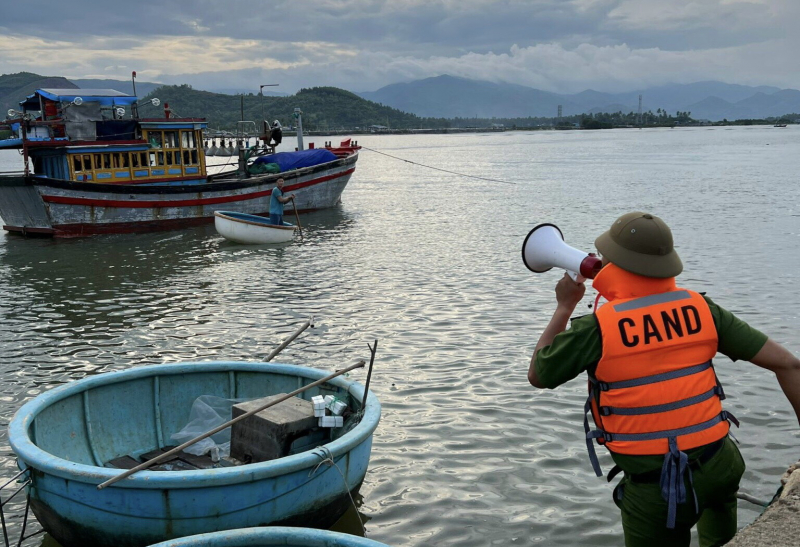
left=595, top=212, right=683, bottom=278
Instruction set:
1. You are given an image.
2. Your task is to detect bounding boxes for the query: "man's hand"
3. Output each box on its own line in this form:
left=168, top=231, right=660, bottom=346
left=529, top=274, right=587, bottom=388
left=555, top=273, right=586, bottom=312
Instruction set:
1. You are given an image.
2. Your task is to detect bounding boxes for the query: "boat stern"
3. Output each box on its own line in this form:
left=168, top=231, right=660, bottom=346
left=0, top=175, right=55, bottom=235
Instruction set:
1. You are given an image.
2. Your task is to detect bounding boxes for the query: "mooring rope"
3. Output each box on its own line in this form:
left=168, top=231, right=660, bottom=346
left=360, top=145, right=517, bottom=185
left=309, top=445, right=368, bottom=537
left=736, top=491, right=772, bottom=507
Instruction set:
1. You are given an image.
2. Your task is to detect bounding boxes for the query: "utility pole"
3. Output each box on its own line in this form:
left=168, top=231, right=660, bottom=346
left=638, top=95, right=643, bottom=128
left=259, top=84, right=279, bottom=122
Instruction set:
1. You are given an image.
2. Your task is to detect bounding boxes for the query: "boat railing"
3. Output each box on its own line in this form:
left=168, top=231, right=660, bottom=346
left=0, top=466, right=43, bottom=547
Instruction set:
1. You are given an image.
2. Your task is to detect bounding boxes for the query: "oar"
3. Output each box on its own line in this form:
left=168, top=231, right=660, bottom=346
left=265, top=317, right=315, bottom=362
left=97, top=360, right=366, bottom=490
left=290, top=196, right=303, bottom=239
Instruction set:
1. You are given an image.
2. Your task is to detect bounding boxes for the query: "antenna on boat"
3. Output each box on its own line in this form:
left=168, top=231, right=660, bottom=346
left=60, top=97, right=83, bottom=114
left=134, top=97, right=160, bottom=119
left=131, top=71, right=138, bottom=117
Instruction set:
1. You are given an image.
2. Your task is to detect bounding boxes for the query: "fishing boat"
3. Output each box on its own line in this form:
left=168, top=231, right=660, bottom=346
left=8, top=361, right=381, bottom=547
left=214, top=211, right=296, bottom=244
left=0, top=89, right=360, bottom=237
left=148, top=527, right=390, bottom=547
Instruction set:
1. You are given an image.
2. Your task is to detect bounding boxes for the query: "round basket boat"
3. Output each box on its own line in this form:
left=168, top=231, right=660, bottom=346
left=8, top=362, right=381, bottom=547
left=214, top=211, right=296, bottom=244
left=147, top=526, right=390, bottom=546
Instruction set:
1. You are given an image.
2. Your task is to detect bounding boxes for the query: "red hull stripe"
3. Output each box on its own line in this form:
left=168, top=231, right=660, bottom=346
left=41, top=168, right=355, bottom=208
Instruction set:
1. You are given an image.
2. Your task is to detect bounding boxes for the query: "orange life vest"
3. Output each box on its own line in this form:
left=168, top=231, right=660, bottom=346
left=583, top=264, right=737, bottom=528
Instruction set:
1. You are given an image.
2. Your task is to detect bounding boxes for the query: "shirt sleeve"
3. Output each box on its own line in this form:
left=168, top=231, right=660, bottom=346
left=534, top=314, right=603, bottom=389
left=703, top=295, right=768, bottom=362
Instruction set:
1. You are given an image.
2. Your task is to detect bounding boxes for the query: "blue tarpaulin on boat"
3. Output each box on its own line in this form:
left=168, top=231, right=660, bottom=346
left=252, top=149, right=338, bottom=171
left=20, top=89, right=138, bottom=110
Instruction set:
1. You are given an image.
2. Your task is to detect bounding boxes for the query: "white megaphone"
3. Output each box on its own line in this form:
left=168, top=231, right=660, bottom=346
left=522, top=223, right=603, bottom=282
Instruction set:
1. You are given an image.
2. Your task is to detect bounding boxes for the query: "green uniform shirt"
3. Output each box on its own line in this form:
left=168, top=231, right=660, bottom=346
left=534, top=295, right=768, bottom=474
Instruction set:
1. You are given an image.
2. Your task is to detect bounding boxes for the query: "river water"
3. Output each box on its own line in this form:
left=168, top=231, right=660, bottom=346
left=0, top=126, right=798, bottom=546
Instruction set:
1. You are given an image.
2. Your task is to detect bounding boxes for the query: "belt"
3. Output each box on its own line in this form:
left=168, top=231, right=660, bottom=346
left=628, top=438, right=725, bottom=484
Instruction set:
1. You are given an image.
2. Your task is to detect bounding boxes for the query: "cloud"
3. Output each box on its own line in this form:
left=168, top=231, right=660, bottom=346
left=0, top=0, right=799, bottom=93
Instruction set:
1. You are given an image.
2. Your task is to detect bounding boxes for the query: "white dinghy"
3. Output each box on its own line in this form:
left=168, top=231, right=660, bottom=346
left=214, top=211, right=297, bottom=244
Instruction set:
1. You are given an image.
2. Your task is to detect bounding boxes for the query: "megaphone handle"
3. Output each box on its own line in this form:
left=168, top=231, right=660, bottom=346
left=567, top=270, right=586, bottom=283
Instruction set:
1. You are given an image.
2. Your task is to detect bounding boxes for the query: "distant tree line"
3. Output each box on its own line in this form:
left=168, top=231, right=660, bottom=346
left=1, top=72, right=796, bottom=132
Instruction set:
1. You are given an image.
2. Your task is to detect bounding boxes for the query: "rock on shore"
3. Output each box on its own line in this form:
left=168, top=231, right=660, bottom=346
left=728, top=461, right=800, bottom=546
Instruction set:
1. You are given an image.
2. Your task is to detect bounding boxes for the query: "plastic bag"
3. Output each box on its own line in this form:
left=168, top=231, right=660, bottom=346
left=170, top=395, right=242, bottom=461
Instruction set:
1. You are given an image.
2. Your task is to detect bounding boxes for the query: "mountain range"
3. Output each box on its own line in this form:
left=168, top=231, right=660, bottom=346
left=2, top=72, right=797, bottom=123
left=357, top=75, right=799, bottom=121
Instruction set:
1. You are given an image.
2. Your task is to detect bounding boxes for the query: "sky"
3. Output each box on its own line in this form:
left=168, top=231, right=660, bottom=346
left=1, top=0, right=798, bottom=95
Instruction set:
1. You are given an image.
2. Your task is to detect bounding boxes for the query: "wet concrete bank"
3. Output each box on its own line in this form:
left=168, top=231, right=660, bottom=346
left=729, top=461, right=800, bottom=546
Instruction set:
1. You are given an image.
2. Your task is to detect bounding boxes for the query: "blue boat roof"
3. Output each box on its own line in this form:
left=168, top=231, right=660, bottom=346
left=20, top=88, right=138, bottom=110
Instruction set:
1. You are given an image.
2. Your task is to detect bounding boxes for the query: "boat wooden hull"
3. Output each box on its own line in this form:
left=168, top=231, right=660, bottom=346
left=8, top=362, right=381, bottom=547
left=147, top=527, right=390, bottom=546
left=214, top=211, right=296, bottom=244
left=0, top=152, right=357, bottom=237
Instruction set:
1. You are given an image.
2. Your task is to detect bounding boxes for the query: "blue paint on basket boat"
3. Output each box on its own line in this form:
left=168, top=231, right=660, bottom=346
left=8, top=362, right=381, bottom=547
left=147, top=526, right=390, bottom=547
left=215, top=210, right=293, bottom=227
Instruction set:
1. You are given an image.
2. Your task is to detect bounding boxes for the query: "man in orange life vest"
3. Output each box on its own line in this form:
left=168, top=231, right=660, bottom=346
left=528, top=212, right=800, bottom=547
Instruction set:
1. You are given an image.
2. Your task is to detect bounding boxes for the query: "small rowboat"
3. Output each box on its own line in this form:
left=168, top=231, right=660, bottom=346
left=8, top=362, right=381, bottom=547
left=214, top=211, right=296, bottom=244
left=148, top=527, right=391, bottom=546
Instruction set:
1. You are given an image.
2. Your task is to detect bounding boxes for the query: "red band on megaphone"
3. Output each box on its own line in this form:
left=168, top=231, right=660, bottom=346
left=580, top=254, right=603, bottom=279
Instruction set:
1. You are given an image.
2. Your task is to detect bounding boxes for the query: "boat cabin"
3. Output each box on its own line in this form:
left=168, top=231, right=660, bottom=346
left=1, top=88, right=208, bottom=184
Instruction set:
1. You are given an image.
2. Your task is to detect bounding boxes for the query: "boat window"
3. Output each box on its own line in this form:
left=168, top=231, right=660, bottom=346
left=191, top=150, right=198, bottom=164
left=183, top=150, right=191, bottom=165
left=131, top=153, right=140, bottom=168
left=181, top=131, right=190, bottom=149
left=140, top=152, right=148, bottom=167
left=165, top=151, right=173, bottom=165
left=73, top=155, right=83, bottom=173
left=94, top=154, right=102, bottom=169
left=164, top=131, right=179, bottom=148
left=83, top=155, right=93, bottom=170
left=173, top=151, right=181, bottom=165
left=112, top=154, right=120, bottom=169
left=103, top=154, right=111, bottom=169
left=148, top=132, right=162, bottom=148
left=157, top=152, right=165, bottom=166
left=121, top=154, right=129, bottom=168
left=149, top=152, right=157, bottom=167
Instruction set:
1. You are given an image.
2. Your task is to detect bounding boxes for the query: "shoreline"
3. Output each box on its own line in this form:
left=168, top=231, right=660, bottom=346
left=729, top=460, right=800, bottom=546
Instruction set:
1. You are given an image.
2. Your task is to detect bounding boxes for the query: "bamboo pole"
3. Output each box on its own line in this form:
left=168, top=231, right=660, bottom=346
left=97, top=360, right=365, bottom=490
left=265, top=317, right=314, bottom=362
left=361, top=340, right=377, bottom=412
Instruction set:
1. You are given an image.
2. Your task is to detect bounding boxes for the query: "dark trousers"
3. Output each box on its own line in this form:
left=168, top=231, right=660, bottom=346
left=269, top=213, right=283, bottom=226
left=614, top=437, right=745, bottom=547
